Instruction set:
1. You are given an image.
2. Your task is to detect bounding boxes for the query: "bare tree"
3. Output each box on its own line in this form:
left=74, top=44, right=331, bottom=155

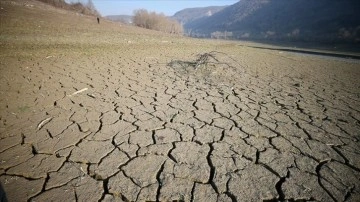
left=86, top=0, right=99, bottom=16
left=133, top=9, right=183, bottom=34
left=38, top=0, right=100, bottom=16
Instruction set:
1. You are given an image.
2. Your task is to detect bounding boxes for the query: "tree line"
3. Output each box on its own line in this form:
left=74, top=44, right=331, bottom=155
left=38, top=0, right=100, bottom=16
left=133, top=9, right=183, bottom=34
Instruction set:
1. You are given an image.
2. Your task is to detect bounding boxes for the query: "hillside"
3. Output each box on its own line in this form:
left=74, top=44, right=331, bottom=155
left=185, top=0, right=360, bottom=44
left=172, top=6, right=227, bottom=25
left=39, top=0, right=99, bottom=16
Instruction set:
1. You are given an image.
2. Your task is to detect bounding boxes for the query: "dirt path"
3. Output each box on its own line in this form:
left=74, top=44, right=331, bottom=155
left=1, top=0, right=360, bottom=201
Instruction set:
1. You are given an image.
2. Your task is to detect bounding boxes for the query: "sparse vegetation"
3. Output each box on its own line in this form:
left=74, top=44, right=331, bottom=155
left=38, top=0, right=100, bottom=16
left=133, top=9, right=183, bottom=34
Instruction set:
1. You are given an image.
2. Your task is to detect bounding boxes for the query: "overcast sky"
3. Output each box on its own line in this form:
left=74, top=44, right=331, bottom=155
left=89, top=0, right=239, bottom=16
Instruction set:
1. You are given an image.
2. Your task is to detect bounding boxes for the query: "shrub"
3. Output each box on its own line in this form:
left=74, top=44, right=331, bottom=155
left=133, top=9, right=183, bottom=34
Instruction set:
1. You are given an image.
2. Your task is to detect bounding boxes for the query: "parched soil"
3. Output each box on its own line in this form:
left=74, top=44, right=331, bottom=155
left=1, top=0, right=360, bottom=201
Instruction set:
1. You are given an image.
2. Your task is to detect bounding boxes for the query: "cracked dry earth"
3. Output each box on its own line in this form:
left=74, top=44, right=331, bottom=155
left=1, top=48, right=359, bottom=202
left=1, top=2, right=360, bottom=202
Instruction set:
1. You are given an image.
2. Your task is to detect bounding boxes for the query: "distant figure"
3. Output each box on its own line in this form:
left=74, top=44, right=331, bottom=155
left=97, top=17, right=100, bottom=24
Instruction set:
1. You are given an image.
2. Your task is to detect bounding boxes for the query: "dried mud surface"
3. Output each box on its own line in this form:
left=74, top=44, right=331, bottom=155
left=1, top=0, right=360, bottom=201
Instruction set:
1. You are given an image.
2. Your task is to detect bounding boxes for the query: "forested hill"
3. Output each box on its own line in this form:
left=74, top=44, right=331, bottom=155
left=184, top=0, right=360, bottom=43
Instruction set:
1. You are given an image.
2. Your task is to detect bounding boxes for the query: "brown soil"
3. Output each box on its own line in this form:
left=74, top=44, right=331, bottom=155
left=1, top=0, right=360, bottom=201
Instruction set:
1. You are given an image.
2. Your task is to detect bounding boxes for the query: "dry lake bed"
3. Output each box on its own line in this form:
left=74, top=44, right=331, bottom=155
left=0, top=0, right=360, bottom=201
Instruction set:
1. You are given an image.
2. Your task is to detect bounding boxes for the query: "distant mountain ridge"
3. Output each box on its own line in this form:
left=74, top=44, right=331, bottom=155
left=172, top=6, right=228, bottom=25
left=184, top=0, right=360, bottom=43
left=105, top=6, right=228, bottom=27
left=106, top=15, right=133, bottom=24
